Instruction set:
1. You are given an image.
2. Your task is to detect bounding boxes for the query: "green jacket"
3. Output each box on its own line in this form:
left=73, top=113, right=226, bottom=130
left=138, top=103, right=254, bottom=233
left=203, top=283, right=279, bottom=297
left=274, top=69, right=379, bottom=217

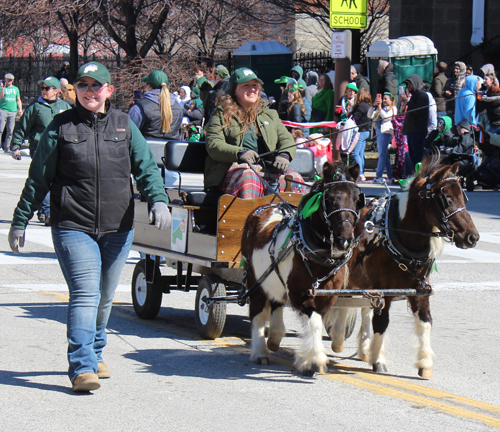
left=11, top=97, right=72, bottom=153
left=204, top=105, right=296, bottom=189
left=311, top=88, right=335, bottom=122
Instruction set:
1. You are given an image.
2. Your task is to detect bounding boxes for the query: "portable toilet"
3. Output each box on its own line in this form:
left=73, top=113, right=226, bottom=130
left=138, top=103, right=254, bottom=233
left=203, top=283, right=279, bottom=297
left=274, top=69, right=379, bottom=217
left=232, top=41, right=293, bottom=101
left=366, top=36, right=438, bottom=100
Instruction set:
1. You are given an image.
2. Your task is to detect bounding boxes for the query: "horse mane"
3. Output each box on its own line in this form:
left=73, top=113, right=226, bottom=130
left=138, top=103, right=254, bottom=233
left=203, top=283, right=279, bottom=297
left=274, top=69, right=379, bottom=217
left=413, top=152, right=443, bottom=182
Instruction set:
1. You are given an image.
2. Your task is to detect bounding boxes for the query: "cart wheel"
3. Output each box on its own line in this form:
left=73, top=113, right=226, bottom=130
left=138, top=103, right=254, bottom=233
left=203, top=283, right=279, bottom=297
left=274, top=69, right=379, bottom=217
left=195, top=275, right=227, bottom=339
left=345, top=308, right=357, bottom=340
left=131, top=259, right=162, bottom=319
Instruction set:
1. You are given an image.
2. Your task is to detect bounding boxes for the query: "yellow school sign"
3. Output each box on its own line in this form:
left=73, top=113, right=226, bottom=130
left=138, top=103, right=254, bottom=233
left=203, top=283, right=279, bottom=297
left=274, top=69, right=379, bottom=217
left=330, top=0, right=367, bottom=29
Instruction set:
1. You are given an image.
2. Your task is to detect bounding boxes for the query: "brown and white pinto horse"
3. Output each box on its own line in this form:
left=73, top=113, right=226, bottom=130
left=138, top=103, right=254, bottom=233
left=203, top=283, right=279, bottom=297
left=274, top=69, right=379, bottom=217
left=241, top=162, right=365, bottom=376
left=324, top=155, right=479, bottom=378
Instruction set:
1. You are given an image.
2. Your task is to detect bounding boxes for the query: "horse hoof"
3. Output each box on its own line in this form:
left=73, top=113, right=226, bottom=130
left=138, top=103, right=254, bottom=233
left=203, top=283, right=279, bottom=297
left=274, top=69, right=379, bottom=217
left=331, top=343, right=345, bottom=353
left=418, top=367, right=433, bottom=379
left=315, top=365, right=327, bottom=375
left=358, top=354, right=370, bottom=362
left=267, top=340, right=280, bottom=352
left=256, top=357, right=270, bottom=366
left=300, top=369, right=317, bottom=378
left=373, top=363, right=388, bottom=373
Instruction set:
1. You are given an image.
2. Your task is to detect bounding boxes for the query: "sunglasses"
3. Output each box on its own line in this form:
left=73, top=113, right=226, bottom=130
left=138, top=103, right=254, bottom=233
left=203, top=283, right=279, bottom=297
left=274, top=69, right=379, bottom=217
left=41, top=86, right=55, bottom=91
left=438, top=120, right=445, bottom=125
left=76, top=82, right=107, bottom=93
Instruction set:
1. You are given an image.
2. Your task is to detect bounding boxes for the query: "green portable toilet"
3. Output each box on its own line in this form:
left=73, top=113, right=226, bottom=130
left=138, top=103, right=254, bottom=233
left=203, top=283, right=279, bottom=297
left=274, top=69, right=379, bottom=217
left=366, top=36, right=438, bottom=100
left=232, top=41, right=293, bottom=101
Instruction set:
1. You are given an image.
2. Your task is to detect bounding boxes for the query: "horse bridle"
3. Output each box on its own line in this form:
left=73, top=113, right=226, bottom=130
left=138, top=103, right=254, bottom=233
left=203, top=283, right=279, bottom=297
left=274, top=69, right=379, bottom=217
left=413, top=176, right=468, bottom=240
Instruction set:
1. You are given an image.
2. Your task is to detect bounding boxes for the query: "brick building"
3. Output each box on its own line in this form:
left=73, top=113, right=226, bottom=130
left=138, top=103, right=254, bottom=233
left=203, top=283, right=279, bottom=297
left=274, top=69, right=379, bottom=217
left=390, top=0, right=500, bottom=73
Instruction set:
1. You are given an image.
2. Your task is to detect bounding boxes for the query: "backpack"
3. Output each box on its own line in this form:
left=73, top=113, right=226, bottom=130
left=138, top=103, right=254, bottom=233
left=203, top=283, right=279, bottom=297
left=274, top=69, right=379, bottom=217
left=336, top=117, right=360, bottom=155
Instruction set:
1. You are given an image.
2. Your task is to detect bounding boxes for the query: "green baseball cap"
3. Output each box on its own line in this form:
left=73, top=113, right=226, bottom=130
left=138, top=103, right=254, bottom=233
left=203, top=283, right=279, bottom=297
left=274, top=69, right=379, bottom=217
left=215, top=65, right=229, bottom=79
left=75, top=62, right=111, bottom=84
left=274, top=75, right=290, bottom=84
left=37, top=76, right=61, bottom=89
left=141, top=70, right=168, bottom=88
left=228, top=68, right=263, bottom=87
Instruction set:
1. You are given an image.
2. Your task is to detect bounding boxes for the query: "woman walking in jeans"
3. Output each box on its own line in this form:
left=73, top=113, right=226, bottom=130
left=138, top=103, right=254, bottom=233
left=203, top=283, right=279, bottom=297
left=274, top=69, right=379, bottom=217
left=8, top=62, right=171, bottom=392
left=350, top=88, right=372, bottom=182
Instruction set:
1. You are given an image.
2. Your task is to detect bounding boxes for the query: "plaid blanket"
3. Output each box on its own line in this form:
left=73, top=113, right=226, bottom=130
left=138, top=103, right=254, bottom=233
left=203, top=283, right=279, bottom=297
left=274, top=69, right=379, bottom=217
left=221, top=163, right=305, bottom=198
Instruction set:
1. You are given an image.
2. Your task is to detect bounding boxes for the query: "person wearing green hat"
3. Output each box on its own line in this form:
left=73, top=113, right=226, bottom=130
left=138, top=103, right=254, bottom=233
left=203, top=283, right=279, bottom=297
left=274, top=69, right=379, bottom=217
left=204, top=67, right=304, bottom=198
left=10, top=76, right=72, bottom=224
left=205, top=65, right=230, bottom=124
left=339, top=82, right=358, bottom=121
left=424, top=115, right=454, bottom=152
left=8, top=61, right=171, bottom=393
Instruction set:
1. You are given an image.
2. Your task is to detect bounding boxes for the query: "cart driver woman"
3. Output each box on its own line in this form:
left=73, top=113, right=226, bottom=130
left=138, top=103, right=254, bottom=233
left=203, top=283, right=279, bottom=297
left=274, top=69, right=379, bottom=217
left=8, top=62, right=171, bottom=393
left=204, top=68, right=304, bottom=198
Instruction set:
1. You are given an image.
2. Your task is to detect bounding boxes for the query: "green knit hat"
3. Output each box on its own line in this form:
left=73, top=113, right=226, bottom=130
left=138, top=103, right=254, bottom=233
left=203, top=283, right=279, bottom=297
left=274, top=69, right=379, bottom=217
left=141, top=70, right=168, bottom=88
left=346, top=82, right=358, bottom=92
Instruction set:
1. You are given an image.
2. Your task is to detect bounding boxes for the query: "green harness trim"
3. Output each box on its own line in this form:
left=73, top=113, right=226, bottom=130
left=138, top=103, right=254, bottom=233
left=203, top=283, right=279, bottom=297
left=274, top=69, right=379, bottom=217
left=299, top=192, right=323, bottom=218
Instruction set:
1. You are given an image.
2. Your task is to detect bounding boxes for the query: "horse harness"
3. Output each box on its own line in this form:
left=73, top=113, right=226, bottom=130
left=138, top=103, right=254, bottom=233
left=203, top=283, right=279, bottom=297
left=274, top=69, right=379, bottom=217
left=365, top=176, right=468, bottom=288
left=240, top=178, right=364, bottom=302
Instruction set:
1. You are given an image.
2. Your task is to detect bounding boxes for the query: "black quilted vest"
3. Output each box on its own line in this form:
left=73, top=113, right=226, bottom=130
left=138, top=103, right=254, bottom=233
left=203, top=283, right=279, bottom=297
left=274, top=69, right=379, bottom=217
left=135, top=96, right=182, bottom=139
left=50, top=104, right=134, bottom=234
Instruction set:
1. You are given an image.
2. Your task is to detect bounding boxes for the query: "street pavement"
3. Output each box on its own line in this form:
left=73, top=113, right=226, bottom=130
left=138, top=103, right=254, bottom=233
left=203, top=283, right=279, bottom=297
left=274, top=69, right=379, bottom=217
left=1, top=151, right=500, bottom=431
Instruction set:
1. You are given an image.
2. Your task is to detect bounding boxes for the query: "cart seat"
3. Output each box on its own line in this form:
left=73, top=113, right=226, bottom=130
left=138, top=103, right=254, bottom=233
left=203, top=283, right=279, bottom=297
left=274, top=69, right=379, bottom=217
left=162, top=140, right=316, bottom=208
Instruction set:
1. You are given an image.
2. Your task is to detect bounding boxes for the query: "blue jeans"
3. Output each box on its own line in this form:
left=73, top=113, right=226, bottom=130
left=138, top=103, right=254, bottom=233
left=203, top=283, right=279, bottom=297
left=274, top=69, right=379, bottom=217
left=352, top=131, right=370, bottom=175
left=52, top=228, right=134, bottom=381
left=376, top=132, right=393, bottom=179
left=38, top=192, right=50, bottom=218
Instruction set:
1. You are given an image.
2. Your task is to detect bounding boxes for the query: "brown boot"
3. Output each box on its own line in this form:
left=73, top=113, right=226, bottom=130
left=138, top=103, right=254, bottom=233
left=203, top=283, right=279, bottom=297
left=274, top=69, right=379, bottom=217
left=72, top=373, right=100, bottom=392
left=97, top=363, right=111, bottom=379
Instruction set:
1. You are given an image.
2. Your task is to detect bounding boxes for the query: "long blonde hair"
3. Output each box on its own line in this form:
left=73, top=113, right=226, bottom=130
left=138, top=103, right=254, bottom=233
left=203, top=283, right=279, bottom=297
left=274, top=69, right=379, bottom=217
left=215, top=83, right=265, bottom=136
left=287, top=89, right=306, bottom=115
left=158, top=82, right=172, bottom=133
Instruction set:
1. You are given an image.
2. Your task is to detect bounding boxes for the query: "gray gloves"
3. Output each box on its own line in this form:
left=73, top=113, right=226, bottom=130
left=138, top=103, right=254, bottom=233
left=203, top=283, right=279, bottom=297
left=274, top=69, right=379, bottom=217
left=149, top=202, right=172, bottom=230
left=237, top=150, right=259, bottom=165
left=273, top=154, right=290, bottom=174
left=8, top=227, right=25, bottom=254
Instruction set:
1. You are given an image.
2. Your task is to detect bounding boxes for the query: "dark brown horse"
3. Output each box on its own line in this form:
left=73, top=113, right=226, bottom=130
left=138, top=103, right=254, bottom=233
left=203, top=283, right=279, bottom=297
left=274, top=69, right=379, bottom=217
left=324, top=155, right=479, bottom=378
left=241, top=162, right=365, bottom=375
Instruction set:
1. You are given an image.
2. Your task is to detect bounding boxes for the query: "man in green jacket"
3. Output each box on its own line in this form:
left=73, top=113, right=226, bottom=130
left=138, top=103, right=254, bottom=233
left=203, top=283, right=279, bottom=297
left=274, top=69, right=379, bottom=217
left=11, top=76, right=72, bottom=224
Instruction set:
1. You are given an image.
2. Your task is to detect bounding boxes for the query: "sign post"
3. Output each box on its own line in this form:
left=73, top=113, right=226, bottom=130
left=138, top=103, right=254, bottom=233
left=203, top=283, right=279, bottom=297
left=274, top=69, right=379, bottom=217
left=329, top=0, right=367, bottom=133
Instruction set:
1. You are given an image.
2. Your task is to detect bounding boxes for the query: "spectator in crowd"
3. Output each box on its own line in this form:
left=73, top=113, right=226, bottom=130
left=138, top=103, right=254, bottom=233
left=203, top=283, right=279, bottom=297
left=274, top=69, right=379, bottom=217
left=443, top=61, right=466, bottom=119
left=183, top=99, right=204, bottom=126
left=290, top=65, right=307, bottom=89
left=480, top=63, right=496, bottom=79
left=274, top=75, right=290, bottom=120
left=287, top=85, right=306, bottom=124
left=298, top=87, right=311, bottom=122
left=305, top=71, right=319, bottom=99
left=431, top=61, right=448, bottom=118
left=129, top=70, right=183, bottom=186
left=206, top=66, right=216, bottom=85
left=368, top=91, right=398, bottom=184
left=339, top=82, right=357, bottom=121
left=189, top=64, right=206, bottom=89
left=377, top=60, right=399, bottom=104
left=350, top=65, right=369, bottom=92
left=391, top=104, right=409, bottom=181
left=175, top=85, right=191, bottom=108
left=59, top=78, right=76, bottom=105
left=466, top=64, right=474, bottom=76
left=11, top=76, right=72, bottom=224
left=350, top=88, right=372, bottom=182
left=424, top=115, right=454, bottom=153
left=8, top=61, right=170, bottom=392
left=205, top=65, right=230, bottom=124
left=196, top=75, right=213, bottom=112
left=402, top=74, right=430, bottom=173
left=455, top=74, right=480, bottom=126
left=204, top=68, right=303, bottom=198
left=424, top=84, right=438, bottom=135
left=310, top=73, right=334, bottom=133
left=0, top=73, right=23, bottom=153
left=56, top=61, right=71, bottom=80
left=477, top=75, right=500, bottom=134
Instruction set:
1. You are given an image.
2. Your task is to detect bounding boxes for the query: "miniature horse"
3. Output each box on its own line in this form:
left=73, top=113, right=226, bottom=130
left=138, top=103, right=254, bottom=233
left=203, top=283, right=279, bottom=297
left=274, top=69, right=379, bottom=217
left=324, top=156, right=479, bottom=378
left=241, top=162, right=365, bottom=376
